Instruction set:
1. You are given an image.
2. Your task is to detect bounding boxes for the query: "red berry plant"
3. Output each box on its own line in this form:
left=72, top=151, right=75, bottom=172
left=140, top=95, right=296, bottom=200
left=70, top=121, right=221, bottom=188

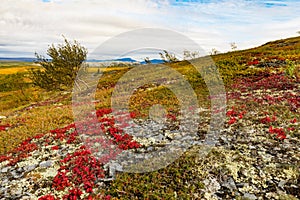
left=227, top=70, right=299, bottom=141
left=0, top=108, right=141, bottom=199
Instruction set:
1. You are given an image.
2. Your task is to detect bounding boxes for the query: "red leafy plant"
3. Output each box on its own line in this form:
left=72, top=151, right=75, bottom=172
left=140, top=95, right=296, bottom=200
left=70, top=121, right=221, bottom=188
left=269, top=126, right=287, bottom=140
left=1, top=107, right=142, bottom=199
left=247, top=59, right=259, bottom=66
left=231, top=71, right=296, bottom=92
left=226, top=106, right=247, bottom=125
left=0, top=138, right=39, bottom=166
left=38, top=194, right=58, bottom=200
left=40, top=108, right=141, bottom=199
left=260, top=115, right=277, bottom=124
left=0, top=124, right=10, bottom=131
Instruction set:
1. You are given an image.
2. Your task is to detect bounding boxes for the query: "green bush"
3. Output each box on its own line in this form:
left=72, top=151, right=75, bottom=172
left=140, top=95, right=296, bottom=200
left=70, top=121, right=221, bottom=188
left=30, top=38, right=87, bottom=91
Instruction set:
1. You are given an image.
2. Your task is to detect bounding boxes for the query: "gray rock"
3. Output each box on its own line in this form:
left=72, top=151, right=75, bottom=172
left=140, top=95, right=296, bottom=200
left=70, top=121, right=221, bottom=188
left=1, top=167, right=10, bottom=173
left=221, top=177, right=237, bottom=191
left=39, top=161, right=52, bottom=168
left=1, top=179, right=9, bottom=184
left=20, top=196, right=32, bottom=200
left=17, top=167, right=24, bottom=172
left=0, top=186, right=8, bottom=193
left=99, top=177, right=114, bottom=182
left=203, top=177, right=221, bottom=193
left=23, top=164, right=37, bottom=172
left=278, top=180, right=286, bottom=189
left=11, top=170, right=24, bottom=179
left=157, top=134, right=164, bottom=141
left=146, top=146, right=154, bottom=152
left=243, top=193, right=257, bottom=200
left=107, top=162, right=123, bottom=178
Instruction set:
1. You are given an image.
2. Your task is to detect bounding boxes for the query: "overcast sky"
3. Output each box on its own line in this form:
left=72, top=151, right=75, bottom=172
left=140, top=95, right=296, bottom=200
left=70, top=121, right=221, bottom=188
left=1, top=0, right=300, bottom=60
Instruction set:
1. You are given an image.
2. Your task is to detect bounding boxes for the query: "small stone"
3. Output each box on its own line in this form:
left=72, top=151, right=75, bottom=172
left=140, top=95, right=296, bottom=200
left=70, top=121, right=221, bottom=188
left=157, top=134, right=164, bottom=141
left=278, top=180, right=286, bottom=189
left=249, top=145, right=256, bottom=150
left=222, top=177, right=237, bottom=191
left=41, top=167, right=58, bottom=178
left=23, top=164, right=37, bottom=172
left=1, top=167, right=10, bottom=173
left=17, top=167, right=24, bottom=172
left=243, top=193, right=257, bottom=200
left=20, top=195, right=32, bottom=200
left=99, top=177, right=114, bottom=182
left=107, top=162, right=123, bottom=178
left=11, top=170, right=24, bottom=179
left=146, top=146, right=154, bottom=152
left=1, top=178, right=9, bottom=184
left=39, top=161, right=53, bottom=168
left=203, top=177, right=221, bottom=193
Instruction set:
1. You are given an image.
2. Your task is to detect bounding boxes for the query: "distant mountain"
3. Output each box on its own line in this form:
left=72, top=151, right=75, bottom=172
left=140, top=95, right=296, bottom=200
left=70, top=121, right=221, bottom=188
left=113, top=58, right=164, bottom=64
left=87, top=57, right=138, bottom=63
left=115, top=58, right=137, bottom=62
left=0, top=57, right=35, bottom=62
left=0, top=57, right=165, bottom=64
left=140, top=59, right=165, bottom=64
left=0, top=57, right=138, bottom=63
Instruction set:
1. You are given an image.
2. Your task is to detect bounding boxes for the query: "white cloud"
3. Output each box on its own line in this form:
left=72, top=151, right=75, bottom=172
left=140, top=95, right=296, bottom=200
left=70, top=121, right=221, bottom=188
left=0, top=0, right=300, bottom=58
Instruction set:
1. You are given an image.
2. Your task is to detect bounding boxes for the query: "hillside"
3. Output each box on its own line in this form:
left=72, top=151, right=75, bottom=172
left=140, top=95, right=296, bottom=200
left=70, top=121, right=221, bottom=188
left=0, top=36, right=299, bottom=199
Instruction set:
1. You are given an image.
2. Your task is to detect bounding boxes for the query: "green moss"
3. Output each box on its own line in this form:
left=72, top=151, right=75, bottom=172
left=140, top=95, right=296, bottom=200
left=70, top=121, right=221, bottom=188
left=103, top=146, right=208, bottom=199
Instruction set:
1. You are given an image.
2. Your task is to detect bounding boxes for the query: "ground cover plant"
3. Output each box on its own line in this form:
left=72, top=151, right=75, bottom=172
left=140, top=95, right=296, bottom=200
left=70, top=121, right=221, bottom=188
left=0, top=36, right=299, bottom=199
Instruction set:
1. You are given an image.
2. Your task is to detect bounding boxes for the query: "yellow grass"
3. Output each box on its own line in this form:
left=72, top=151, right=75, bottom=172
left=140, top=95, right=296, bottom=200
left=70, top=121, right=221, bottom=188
left=0, top=66, right=37, bottom=75
left=0, top=64, right=126, bottom=75
left=88, top=66, right=130, bottom=73
left=0, top=104, right=73, bottom=154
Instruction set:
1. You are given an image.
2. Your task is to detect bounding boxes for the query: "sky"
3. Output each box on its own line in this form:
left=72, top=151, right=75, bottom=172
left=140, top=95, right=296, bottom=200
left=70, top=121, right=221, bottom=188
left=0, top=0, right=300, bottom=60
